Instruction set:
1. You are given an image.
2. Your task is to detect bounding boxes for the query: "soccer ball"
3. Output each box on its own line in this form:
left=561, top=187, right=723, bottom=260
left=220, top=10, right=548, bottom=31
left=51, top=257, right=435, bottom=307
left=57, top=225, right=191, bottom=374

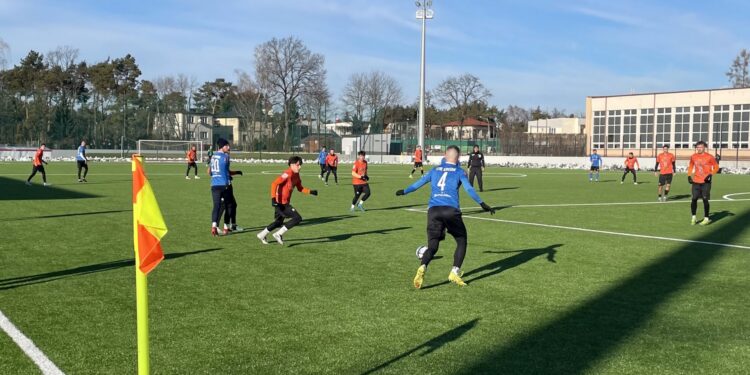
left=416, top=245, right=428, bottom=260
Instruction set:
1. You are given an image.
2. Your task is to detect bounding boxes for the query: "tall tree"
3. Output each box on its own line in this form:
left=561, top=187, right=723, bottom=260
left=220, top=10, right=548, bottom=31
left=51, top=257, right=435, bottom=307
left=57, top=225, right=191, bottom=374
left=726, top=49, right=750, bottom=88
left=0, top=38, right=11, bottom=71
left=194, top=78, right=235, bottom=115
left=255, top=36, right=326, bottom=150
left=434, top=73, right=492, bottom=142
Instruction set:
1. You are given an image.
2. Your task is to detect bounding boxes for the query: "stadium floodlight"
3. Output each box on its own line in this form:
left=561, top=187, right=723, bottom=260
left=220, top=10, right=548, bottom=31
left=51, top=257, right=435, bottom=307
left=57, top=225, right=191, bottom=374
left=415, top=0, right=433, bottom=152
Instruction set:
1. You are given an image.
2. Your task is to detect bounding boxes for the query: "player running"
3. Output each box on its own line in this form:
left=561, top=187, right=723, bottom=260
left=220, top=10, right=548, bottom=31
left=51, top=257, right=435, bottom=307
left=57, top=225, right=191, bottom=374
left=589, top=148, right=602, bottom=182
left=186, top=145, right=200, bottom=179
left=351, top=151, right=370, bottom=212
left=621, top=152, right=640, bottom=184
left=396, top=145, right=496, bottom=289
left=25, top=143, right=49, bottom=186
left=409, top=145, right=424, bottom=178
left=468, top=145, right=485, bottom=192
left=256, top=156, right=318, bottom=245
left=76, top=140, right=89, bottom=182
left=687, top=141, right=718, bottom=225
left=654, top=145, right=676, bottom=202
left=209, top=139, right=242, bottom=236
left=318, top=146, right=327, bottom=179
left=324, top=149, right=339, bottom=185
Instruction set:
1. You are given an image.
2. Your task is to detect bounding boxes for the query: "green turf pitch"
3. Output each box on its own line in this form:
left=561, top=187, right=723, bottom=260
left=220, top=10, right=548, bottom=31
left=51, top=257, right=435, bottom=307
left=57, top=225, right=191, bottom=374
left=1, top=162, right=749, bottom=374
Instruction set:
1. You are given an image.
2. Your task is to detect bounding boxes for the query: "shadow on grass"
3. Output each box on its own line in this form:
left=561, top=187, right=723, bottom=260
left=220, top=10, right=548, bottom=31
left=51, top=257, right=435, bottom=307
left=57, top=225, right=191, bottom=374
left=480, top=187, right=519, bottom=192
left=668, top=194, right=691, bottom=200
left=287, top=227, right=411, bottom=248
left=457, top=209, right=750, bottom=374
left=298, top=214, right=356, bottom=227
left=366, top=203, right=425, bottom=212
left=710, top=210, right=735, bottom=223
left=1, top=209, right=130, bottom=222
left=0, top=176, right=100, bottom=201
left=361, top=318, right=479, bottom=375
left=0, top=248, right=222, bottom=291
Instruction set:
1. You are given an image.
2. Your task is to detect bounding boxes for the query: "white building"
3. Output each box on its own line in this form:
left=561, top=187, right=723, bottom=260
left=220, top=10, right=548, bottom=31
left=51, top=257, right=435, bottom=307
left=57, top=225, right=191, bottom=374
left=527, top=117, right=584, bottom=134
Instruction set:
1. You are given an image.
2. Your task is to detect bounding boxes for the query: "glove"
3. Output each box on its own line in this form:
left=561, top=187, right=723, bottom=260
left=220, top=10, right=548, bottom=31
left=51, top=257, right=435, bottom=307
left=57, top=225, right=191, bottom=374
left=310, top=190, right=318, bottom=196
left=687, top=176, right=693, bottom=184
left=705, top=174, right=712, bottom=183
left=235, top=170, right=243, bottom=176
left=396, top=189, right=405, bottom=196
left=480, top=202, right=496, bottom=215
left=271, top=198, right=278, bottom=207
left=361, top=175, right=369, bottom=181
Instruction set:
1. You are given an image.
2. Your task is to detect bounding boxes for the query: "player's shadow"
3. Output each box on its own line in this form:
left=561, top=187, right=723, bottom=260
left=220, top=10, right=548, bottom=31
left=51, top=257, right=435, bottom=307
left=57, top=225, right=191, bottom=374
left=668, top=194, right=691, bottom=200
left=0, top=177, right=100, bottom=200
left=287, top=227, right=411, bottom=247
left=480, top=187, right=519, bottom=192
left=367, top=203, right=424, bottom=212
left=360, top=318, right=479, bottom=374
left=0, top=248, right=222, bottom=291
left=298, top=214, right=356, bottom=227
left=710, top=210, right=735, bottom=223
left=0, top=209, right=130, bottom=222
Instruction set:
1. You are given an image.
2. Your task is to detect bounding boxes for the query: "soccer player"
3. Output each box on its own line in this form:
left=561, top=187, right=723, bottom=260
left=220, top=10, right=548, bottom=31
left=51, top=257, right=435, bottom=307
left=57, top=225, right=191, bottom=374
left=589, top=148, right=602, bottom=182
left=209, top=139, right=242, bottom=236
left=654, top=145, right=676, bottom=202
left=468, top=145, right=485, bottom=192
left=351, top=151, right=370, bottom=212
left=621, top=152, right=639, bottom=184
left=26, top=143, right=49, bottom=186
left=318, top=146, right=327, bottom=179
left=256, top=156, right=318, bottom=245
left=76, top=140, right=89, bottom=182
left=186, top=145, right=200, bottom=179
left=687, top=141, right=718, bottom=225
left=324, top=148, right=339, bottom=185
left=409, top=145, right=424, bottom=178
left=396, top=145, right=496, bottom=289
left=206, top=145, right=214, bottom=165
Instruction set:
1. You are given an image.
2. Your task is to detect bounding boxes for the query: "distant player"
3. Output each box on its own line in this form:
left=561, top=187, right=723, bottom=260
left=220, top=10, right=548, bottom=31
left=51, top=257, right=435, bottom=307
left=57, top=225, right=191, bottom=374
left=318, top=146, right=327, bottom=179
left=209, top=139, right=242, bottom=236
left=206, top=145, right=214, bottom=165
left=468, top=145, right=485, bottom=192
left=654, top=145, right=676, bottom=202
left=25, top=143, right=49, bottom=186
left=76, top=140, right=89, bottom=182
left=687, top=141, right=718, bottom=225
left=396, top=145, right=496, bottom=289
left=351, top=151, right=370, bottom=212
left=409, top=145, right=424, bottom=178
left=589, top=148, right=602, bottom=182
left=621, top=152, right=639, bottom=184
left=324, top=148, right=339, bottom=185
left=256, top=156, right=318, bottom=245
left=186, top=145, right=200, bottom=179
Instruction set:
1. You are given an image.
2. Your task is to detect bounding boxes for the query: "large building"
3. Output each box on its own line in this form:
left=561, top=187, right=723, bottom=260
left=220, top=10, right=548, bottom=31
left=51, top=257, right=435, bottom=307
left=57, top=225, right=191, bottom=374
left=527, top=117, right=585, bottom=134
left=585, top=87, right=750, bottom=158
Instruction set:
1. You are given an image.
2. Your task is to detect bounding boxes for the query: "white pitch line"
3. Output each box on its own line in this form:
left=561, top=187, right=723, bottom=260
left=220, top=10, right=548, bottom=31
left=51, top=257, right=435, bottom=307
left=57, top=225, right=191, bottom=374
left=404, top=208, right=750, bottom=250
left=723, top=192, right=750, bottom=201
left=0, top=309, right=65, bottom=375
left=510, top=198, right=750, bottom=208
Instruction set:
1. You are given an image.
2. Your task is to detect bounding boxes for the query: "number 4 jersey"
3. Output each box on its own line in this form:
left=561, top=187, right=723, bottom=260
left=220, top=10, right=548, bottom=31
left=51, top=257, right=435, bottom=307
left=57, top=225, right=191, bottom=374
left=404, top=160, right=483, bottom=209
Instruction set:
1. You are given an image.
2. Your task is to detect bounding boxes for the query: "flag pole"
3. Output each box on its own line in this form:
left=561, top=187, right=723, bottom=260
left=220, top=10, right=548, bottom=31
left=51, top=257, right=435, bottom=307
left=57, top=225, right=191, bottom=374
left=133, top=155, right=151, bottom=375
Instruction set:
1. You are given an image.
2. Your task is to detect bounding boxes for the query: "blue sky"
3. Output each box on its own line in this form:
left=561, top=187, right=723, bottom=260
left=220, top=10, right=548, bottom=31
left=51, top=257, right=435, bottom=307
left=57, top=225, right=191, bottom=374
left=1, top=0, right=749, bottom=113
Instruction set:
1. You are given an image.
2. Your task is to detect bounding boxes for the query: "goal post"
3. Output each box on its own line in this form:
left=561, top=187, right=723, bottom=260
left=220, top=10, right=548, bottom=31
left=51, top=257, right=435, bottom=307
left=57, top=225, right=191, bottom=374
left=137, top=140, right=204, bottom=162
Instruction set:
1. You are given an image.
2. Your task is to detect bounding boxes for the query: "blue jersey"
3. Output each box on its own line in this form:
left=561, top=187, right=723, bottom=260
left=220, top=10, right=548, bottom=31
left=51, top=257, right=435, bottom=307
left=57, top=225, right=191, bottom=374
left=210, top=151, right=231, bottom=186
left=318, top=150, right=327, bottom=164
left=403, top=161, right=483, bottom=209
left=590, top=154, right=602, bottom=167
left=76, top=146, right=86, bottom=161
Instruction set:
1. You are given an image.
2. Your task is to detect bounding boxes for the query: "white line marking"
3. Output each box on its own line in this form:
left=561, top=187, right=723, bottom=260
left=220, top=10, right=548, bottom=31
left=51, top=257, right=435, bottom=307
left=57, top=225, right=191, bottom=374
left=510, top=199, right=750, bottom=208
left=0, top=309, right=65, bottom=375
left=723, top=192, right=750, bottom=201
left=404, top=208, right=750, bottom=250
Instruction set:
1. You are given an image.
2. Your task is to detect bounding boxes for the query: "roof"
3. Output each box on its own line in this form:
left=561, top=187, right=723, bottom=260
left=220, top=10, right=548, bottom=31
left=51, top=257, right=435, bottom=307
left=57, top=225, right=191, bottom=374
left=440, top=118, right=493, bottom=127
left=588, top=86, right=750, bottom=99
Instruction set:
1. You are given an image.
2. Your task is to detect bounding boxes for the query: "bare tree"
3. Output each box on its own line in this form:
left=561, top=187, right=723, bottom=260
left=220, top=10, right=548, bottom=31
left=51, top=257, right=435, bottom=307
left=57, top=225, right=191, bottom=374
left=341, top=72, right=367, bottom=120
left=176, top=73, right=197, bottom=111
left=255, top=36, right=326, bottom=150
left=233, top=69, right=263, bottom=150
left=46, top=45, right=79, bottom=69
left=342, top=70, right=402, bottom=133
left=434, top=73, right=492, bottom=142
left=726, top=49, right=750, bottom=88
left=0, top=38, right=9, bottom=70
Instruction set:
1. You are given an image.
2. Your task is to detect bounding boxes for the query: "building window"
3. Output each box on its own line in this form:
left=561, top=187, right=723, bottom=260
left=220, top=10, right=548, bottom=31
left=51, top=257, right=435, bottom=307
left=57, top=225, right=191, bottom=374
left=639, top=108, right=654, bottom=149
left=623, top=109, right=637, bottom=149
left=732, top=104, right=750, bottom=149
left=692, top=106, right=709, bottom=144
left=656, top=108, right=672, bottom=148
left=200, top=116, right=207, bottom=125
left=187, top=131, right=195, bottom=139
left=592, top=111, right=605, bottom=149
left=187, top=115, right=194, bottom=124
left=674, top=107, right=690, bottom=148
left=713, top=105, right=729, bottom=149
left=607, top=110, right=621, bottom=149
left=200, top=132, right=208, bottom=140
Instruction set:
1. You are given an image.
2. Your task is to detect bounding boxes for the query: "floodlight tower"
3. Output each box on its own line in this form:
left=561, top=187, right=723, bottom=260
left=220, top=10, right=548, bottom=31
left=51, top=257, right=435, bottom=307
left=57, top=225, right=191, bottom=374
left=416, top=0, right=433, bottom=151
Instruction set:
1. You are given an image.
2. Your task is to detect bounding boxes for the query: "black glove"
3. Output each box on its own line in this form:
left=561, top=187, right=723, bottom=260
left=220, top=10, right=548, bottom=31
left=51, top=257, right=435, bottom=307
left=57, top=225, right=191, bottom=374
left=271, top=198, right=278, bottom=207
left=480, top=202, right=496, bottom=215
left=235, top=170, right=243, bottom=176
left=310, top=190, right=318, bottom=196
left=687, top=176, right=693, bottom=184
left=361, top=175, right=369, bottom=181
left=705, top=174, right=712, bottom=183
left=396, top=189, right=405, bottom=196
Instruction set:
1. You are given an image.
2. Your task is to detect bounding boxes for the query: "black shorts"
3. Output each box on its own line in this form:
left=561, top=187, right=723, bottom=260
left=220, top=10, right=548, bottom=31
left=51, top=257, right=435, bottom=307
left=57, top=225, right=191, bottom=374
left=414, top=162, right=423, bottom=168
left=658, top=173, right=673, bottom=186
left=353, top=184, right=370, bottom=194
left=692, top=182, right=711, bottom=200
left=590, top=166, right=600, bottom=171
left=187, top=161, right=197, bottom=167
left=32, top=165, right=45, bottom=173
left=426, top=206, right=467, bottom=241
left=77, top=160, right=88, bottom=168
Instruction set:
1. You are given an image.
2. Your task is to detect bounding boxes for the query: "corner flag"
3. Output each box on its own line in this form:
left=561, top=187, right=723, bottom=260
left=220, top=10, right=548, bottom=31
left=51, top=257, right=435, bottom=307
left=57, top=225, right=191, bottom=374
left=132, top=154, right=168, bottom=374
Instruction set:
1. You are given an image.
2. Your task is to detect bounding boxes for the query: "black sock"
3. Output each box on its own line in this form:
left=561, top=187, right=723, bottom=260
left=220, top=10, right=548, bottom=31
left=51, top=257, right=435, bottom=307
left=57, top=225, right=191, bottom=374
left=665, top=189, right=669, bottom=196
left=691, top=200, right=698, bottom=215
left=703, top=199, right=710, bottom=217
